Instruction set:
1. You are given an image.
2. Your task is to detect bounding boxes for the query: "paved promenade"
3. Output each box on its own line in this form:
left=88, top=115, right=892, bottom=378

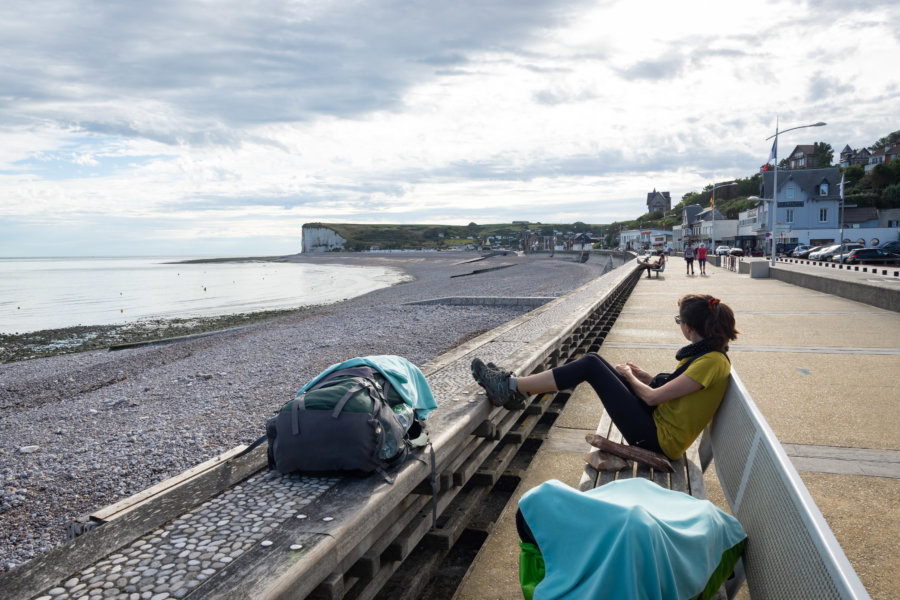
left=455, top=256, right=900, bottom=600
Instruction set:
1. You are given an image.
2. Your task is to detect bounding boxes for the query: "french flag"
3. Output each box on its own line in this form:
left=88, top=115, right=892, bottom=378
left=763, top=139, right=777, bottom=171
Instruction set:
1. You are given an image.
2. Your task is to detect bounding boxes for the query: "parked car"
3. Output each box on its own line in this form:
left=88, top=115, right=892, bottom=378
left=791, top=245, right=811, bottom=257
left=809, top=244, right=839, bottom=260
left=715, top=246, right=730, bottom=255
left=842, top=248, right=900, bottom=265
left=796, top=245, right=824, bottom=259
left=776, top=243, right=798, bottom=255
left=879, top=241, right=900, bottom=253
left=728, top=248, right=744, bottom=256
left=822, top=243, right=864, bottom=261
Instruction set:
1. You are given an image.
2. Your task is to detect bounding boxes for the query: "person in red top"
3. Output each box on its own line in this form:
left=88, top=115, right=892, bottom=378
left=697, top=243, right=708, bottom=275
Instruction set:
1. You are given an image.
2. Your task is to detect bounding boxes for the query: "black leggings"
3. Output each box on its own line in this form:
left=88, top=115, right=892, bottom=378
left=551, top=353, right=663, bottom=453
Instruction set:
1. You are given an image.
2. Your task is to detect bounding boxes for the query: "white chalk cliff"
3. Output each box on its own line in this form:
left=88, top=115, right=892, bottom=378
left=302, top=225, right=347, bottom=252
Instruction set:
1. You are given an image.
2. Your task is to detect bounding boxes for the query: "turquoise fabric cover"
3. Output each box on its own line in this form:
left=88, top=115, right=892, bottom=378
left=519, top=478, right=746, bottom=600
left=297, top=355, right=437, bottom=419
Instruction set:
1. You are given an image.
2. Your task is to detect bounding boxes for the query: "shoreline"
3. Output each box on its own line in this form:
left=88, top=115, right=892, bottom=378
left=0, top=253, right=415, bottom=363
left=0, top=307, right=314, bottom=364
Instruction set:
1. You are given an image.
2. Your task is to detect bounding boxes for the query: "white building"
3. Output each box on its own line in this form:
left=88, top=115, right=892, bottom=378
left=619, top=229, right=671, bottom=251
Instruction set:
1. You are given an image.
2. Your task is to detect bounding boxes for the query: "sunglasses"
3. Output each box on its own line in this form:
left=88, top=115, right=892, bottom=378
left=674, top=315, right=683, bottom=324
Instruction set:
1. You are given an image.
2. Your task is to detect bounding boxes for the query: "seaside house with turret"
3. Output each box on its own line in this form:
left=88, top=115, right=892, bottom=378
left=646, top=189, right=671, bottom=213
left=839, top=145, right=871, bottom=168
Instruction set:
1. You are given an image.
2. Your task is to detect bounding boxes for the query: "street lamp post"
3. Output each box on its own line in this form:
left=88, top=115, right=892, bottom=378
left=766, top=119, right=827, bottom=267
left=711, top=181, right=738, bottom=262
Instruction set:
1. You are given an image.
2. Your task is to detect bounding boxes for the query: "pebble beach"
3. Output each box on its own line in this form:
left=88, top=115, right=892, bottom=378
left=0, top=251, right=617, bottom=575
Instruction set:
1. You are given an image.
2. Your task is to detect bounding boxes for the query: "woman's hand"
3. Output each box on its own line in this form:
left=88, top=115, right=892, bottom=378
left=623, top=362, right=653, bottom=385
left=617, top=364, right=703, bottom=406
left=614, top=363, right=635, bottom=381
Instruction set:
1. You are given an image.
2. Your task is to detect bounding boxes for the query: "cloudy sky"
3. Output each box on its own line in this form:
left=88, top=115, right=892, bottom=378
left=2, top=0, right=898, bottom=256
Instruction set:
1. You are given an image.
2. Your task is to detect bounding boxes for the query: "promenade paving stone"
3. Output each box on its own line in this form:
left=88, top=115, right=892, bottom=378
left=454, top=257, right=899, bottom=600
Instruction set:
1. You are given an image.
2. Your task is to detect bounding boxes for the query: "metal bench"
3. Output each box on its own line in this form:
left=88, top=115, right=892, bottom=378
left=698, top=371, right=870, bottom=599
left=639, top=258, right=667, bottom=278
left=578, top=370, right=871, bottom=599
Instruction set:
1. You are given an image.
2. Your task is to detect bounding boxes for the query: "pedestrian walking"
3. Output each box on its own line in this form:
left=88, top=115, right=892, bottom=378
left=684, top=242, right=695, bottom=275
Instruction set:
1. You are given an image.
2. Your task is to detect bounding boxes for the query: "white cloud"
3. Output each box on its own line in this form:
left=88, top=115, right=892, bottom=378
left=1, top=0, right=898, bottom=256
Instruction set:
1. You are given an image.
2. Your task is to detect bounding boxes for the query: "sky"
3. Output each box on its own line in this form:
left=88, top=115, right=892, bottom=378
left=2, top=0, right=899, bottom=257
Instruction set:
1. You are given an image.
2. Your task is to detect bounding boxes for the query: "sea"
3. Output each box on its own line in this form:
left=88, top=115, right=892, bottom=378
left=0, top=256, right=406, bottom=334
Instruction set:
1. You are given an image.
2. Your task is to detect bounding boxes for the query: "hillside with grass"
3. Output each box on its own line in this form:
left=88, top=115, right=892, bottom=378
left=303, top=221, right=609, bottom=251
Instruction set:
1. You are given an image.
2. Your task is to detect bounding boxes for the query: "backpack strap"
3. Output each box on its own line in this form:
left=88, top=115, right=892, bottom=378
left=331, top=381, right=373, bottom=418
left=381, top=377, right=394, bottom=404
left=292, top=395, right=306, bottom=435
left=231, top=433, right=268, bottom=459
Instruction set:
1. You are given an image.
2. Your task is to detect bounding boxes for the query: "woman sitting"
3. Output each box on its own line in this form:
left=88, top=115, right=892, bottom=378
left=638, top=250, right=666, bottom=277
left=471, top=294, right=738, bottom=460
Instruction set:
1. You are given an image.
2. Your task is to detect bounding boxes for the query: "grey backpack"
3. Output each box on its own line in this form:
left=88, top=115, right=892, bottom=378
left=264, top=366, right=426, bottom=482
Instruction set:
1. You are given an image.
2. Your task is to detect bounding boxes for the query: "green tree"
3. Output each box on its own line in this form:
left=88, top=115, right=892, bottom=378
left=736, top=173, right=761, bottom=197
left=812, top=142, right=834, bottom=167
left=871, top=163, right=897, bottom=193
left=842, top=164, right=865, bottom=187
left=870, top=130, right=900, bottom=152
left=682, top=192, right=703, bottom=206
left=882, top=183, right=900, bottom=207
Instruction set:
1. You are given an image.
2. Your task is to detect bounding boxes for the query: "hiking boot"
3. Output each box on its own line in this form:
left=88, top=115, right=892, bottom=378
left=484, top=362, right=527, bottom=409
left=471, top=357, right=518, bottom=407
left=501, top=391, right=527, bottom=411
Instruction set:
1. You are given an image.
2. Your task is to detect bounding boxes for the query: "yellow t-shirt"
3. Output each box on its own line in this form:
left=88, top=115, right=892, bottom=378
left=653, top=352, right=731, bottom=459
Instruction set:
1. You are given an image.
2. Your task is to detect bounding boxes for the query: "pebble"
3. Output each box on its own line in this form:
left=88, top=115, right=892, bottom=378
left=0, top=252, right=616, bottom=590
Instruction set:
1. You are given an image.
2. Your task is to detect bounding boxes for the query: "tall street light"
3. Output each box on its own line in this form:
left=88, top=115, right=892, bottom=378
left=766, top=119, right=827, bottom=266
left=710, top=181, right=738, bottom=259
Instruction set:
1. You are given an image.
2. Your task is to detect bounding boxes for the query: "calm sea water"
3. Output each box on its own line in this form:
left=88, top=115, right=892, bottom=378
left=0, top=257, right=406, bottom=334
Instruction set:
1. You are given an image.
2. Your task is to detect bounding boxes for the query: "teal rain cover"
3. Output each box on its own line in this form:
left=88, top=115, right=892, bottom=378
left=519, top=478, right=746, bottom=600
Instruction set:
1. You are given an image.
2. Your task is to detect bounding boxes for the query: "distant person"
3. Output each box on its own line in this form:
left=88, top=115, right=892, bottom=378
left=684, top=242, right=695, bottom=275
left=638, top=250, right=666, bottom=278
left=470, top=294, right=739, bottom=461
left=697, top=243, right=708, bottom=275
